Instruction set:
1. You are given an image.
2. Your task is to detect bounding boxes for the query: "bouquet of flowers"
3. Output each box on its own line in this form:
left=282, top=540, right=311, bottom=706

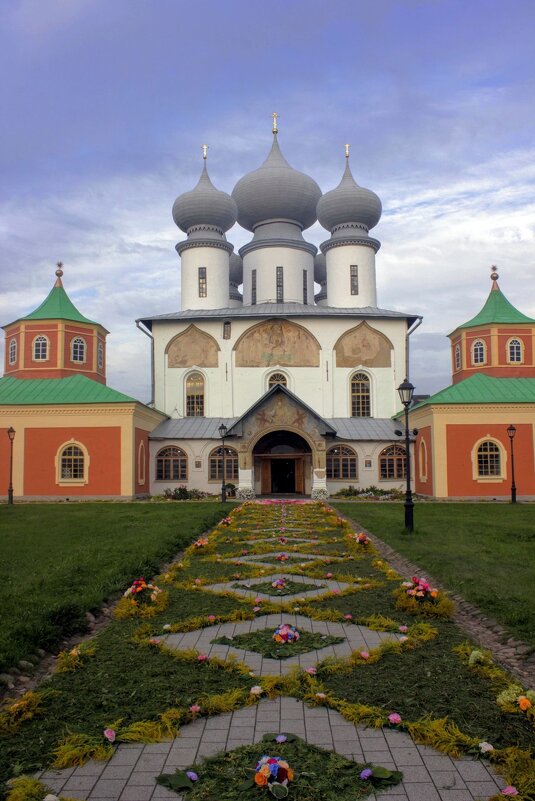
left=254, top=755, right=294, bottom=794
left=273, top=623, right=300, bottom=644
left=401, top=576, right=438, bottom=602
left=276, top=553, right=289, bottom=561
left=123, top=577, right=162, bottom=605
left=271, top=578, right=287, bottom=591
left=354, top=532, right=371, bottom=546
left=194, top=537, right=209, bottom=548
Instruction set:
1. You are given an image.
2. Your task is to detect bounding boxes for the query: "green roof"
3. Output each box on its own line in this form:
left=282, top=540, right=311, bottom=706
left=0, top=374, right=137, bottom=406
left=21, top=280, right=97, bottom=325
left=412, top=373, right=535, bottom=409
left=455, top=285, right=535, bottom=331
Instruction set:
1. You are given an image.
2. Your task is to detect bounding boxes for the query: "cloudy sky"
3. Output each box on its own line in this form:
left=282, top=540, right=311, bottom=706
left=1, top=0, right=534, bottom=402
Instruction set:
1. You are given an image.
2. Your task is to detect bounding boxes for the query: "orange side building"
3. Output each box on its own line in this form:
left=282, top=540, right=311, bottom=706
left=0, top=265, right=165, bottom=500
left=410, top=270, right=535, bottom=499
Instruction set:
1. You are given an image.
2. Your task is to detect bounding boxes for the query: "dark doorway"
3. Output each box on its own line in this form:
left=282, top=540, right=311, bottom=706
left=271, top=458, right=295, bottom=493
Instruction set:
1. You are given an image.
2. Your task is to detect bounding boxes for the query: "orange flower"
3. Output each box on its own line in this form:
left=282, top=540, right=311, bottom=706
left=287, top=768, right=294, bottom=781
left=518, top=696, right=532, bottom=711
left=255, top=773, right=267, bottom=786
left=430, top=590, right=438, bottom=598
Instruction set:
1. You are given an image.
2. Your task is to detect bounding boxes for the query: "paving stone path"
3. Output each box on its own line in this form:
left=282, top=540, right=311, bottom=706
left=159, top=612, right=400, bottom=675
left=205, top=572, right=353, bottom=602
left=39, top=697, right=504, bottom=801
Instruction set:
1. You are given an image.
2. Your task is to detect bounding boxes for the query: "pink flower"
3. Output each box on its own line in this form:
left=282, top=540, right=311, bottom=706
left=103, top=728, right=116, bottom=743
left=305, top=667, right=317, bottom=675
left=388, top=713, right=402, bottom=725
left=359, top=651, right=369, bottom=660
left=332, top=589, right=340, bottom=595
left=326, top=572, right=333, bottom=578
left=255, top=597, right=263, bottom=603
left=253, top=606, right=261, bottom=612
left=315, top=692, right=326, bottom=700
left=207, top=614, right=216, bottom=622
left=194, top=578, right=201, bottom=585
left=502, top=788, right=519, bottom=796
left=148, top=638, right=160, bottom=646
left=189, top=704, right=201, bottom=714
left=344, top=614, right=353, bottom=620
left=399, top=625, right=408, bottom=633
left=197, top=654, right=208, bottom=662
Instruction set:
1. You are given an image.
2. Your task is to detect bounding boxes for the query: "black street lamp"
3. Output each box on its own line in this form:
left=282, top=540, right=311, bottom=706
left=7, top=426, right=15, bottom=505
left=507, top=424, right=517, bottom=504
left=218, top=423, right=228, bottom=504
left=397, top=379, right=415, bottom=532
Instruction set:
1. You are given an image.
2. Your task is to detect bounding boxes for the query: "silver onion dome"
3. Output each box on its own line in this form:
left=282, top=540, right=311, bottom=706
left=314, top=253, right=326, bottom=284
left=172, top=162, right=238, bottom=233
left=317, top=159, right=382, bottom=232
left=229, top=252, right=243, bottom=284
left=232, top=134, right=322, bottom=232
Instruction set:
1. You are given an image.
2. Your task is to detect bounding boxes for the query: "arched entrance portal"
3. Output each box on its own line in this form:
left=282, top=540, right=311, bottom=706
left=253, top=431, right=312, bottom=495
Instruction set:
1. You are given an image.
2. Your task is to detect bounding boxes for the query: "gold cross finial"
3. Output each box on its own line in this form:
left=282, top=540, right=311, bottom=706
left=272, top=112, right=279, bottom=134
left=345, top=143, right=350, bottom=158
left=202, top=144, right=208, bottom=160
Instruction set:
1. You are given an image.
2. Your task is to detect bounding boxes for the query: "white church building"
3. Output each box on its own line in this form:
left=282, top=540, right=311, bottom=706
left=138, top=121, right=421, bottom=499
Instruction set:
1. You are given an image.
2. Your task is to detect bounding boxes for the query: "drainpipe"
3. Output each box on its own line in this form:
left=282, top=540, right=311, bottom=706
left=136, top=320, right=155, bottom=406
left=405, top=316, right=423, bottom=381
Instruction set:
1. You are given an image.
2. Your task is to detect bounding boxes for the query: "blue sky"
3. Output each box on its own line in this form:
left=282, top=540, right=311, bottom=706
left=1, top=0, right=534, bottom=400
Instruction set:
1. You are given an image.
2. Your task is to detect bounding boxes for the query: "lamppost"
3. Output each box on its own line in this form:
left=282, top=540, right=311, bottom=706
left=218, top=423, right=228, bottom=504
left=397, top=379, right=415, bottom=532
left=7, top=426, right=15, bottom=505
left=507, top=424, right=517, bottom=504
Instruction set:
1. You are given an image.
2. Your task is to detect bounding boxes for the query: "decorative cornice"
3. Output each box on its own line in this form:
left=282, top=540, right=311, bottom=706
left=0, top=404, right=140, bottom=417
left=331, top=222, right=369, bottom=235
left=320, top=236, right=381, bottom=254
left=187, top=223, right=225, bottom=236
left=176, top=239, right=234, bottom=256
left=239, top=239, right=318, bottom=258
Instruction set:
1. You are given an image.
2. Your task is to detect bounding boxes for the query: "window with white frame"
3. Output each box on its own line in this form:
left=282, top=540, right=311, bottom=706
left=59, top=444, right=85, bottom=481
left=350, top=372, right=371, bottom=417
left=209, top=446, right=238, bottom=481
left=9, top=338, right=17, bottom=365
left=472, top=339, right=486, bottom=365
left=186, top=372, right=205, bottom=416
left=379, top=444, right=406, bottom=479
left=33, top=335, right=48, bottom=361
left=477, top=440, right=501, bottom=477
left=71, top=337, right=86, bottom=363
left=97, top=341, right=104, bottom=369
left=508, top=338, right=523, bottom=363
left=327, top=445, right=358, bottom=480
left=454, top=344, right=461, bottom=370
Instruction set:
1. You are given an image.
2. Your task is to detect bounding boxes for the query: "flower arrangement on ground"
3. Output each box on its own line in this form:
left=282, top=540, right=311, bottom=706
left=254, top=754, right=294, bottom=794
left=394, top=576, right=454, bottom=618
left=402, top=576, right=438, bottom=602
left=193, top=537, right=209, bottom=548
left=273, top=624, right=300, bottom=644
left=276, top=553, right=289, bottom=561
left=272, top=578, right=287, bottom=591
left=353, top=531, right=371, bottom=546
left=124, top=577, right=162, bottom=605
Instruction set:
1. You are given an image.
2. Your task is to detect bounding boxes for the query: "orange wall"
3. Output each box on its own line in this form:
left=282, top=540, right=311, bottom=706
left=446, top=423, right=534, bottom=496
left=24, top=427, right=122, bottom=496
left=135, top=427, right=150, bottom=493
left=415, top=426, right=434, bottom=496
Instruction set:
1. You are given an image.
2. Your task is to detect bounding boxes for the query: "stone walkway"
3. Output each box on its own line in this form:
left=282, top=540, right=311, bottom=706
left=205, top=572, right=352, bottom=603
left=39, top=697, right=504, bottom=801
left=159, top=613, right=400, bottom=675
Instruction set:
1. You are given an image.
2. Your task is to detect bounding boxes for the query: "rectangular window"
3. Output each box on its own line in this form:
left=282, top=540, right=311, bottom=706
left=276, top=266, right=284, bottom=303
left=251, top=269, right=257, bottom=305
left=223, top=320, right=231, bottom=339
left=350, top=265, right=359, bottom=295
left=303, top=269, right=308, bottom=304
left=198, top=267, right=207, bottom=298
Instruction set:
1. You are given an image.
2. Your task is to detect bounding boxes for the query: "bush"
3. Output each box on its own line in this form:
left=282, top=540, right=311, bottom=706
left=332, top=485, right=404, bottom=500
left=162, top=486, right=212, bottom=501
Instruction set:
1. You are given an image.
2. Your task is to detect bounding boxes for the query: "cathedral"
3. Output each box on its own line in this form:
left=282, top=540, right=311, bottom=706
left=2, top=120, right=534, bottom=500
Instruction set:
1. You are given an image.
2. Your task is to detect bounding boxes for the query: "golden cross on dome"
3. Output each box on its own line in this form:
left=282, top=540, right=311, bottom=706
left=202, top=144, right=208, bottom=160
left=272, top=112, right=279, bottom=134
left=345, top=143, right=350, bottom=158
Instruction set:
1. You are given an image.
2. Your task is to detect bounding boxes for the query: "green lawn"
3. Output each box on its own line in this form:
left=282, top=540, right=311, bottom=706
left=333, top=502, right=535, bottom=647
left=0, top=502, right=233, bottom=672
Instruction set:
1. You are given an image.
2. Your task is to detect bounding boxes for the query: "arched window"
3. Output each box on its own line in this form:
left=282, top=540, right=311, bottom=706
left=60, top=444, right=85, bottom=480
left=33, top=335, right=48, bottom=361
left=138, top=441, right=146, bottom=485
left=9, top=338, right=17, bottom=365
left=454, top=344, right=461, bottom=370
left=156, top=446, right=187, bottom=481
left=209, top=446, right=238, bottom=481
left=97, top=341, right=104, bottom=369
left=419, top=440, right=428, bottom=481
left=508, top=338, right=523, bottom=363
left=71, top=337, right=86, bottom=363
left=350, top=372, right=371, bottom=417
left=327, top=446, right=358, bottom=480
left=379, top=444, right=406, bottom=479
left=477, top=441, right=501, bottom=477
left=472, top=339, right=486, bottom=365
left=268, top=372, right=287, bottom=388
left=186, top=372, right=205, bottom=416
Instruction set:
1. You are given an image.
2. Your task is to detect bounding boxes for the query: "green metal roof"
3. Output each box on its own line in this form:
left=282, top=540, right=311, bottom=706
left=21, top=280, right=97, bottom=325
left=0, top=374, right=137, bottom=406
left=411, top=373, right=535, bottom=409
left=455, top=285, right=535, bottom=331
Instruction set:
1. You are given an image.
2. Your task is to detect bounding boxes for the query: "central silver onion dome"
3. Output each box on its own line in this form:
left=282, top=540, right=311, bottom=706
left=229, top=252, right=243, bottom=285
left=317, top=158, right=382, bottom=233
left=232, top=134, right=322, bottom=232
left=172, top=162, right=238, bottom=233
